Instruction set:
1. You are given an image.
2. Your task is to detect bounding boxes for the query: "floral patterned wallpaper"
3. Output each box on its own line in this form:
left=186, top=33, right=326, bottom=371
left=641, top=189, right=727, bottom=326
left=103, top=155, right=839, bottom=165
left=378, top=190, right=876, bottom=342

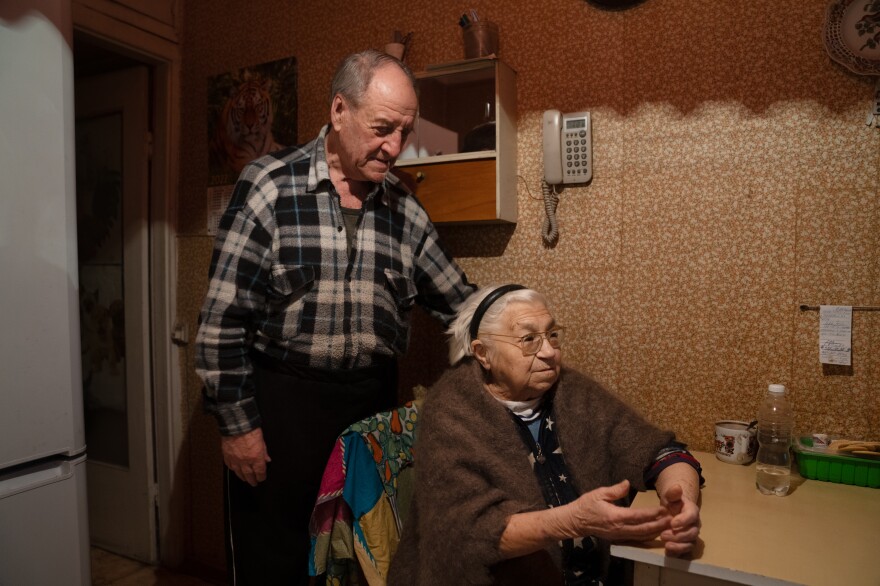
left=176, top=0, right=879, bottom=571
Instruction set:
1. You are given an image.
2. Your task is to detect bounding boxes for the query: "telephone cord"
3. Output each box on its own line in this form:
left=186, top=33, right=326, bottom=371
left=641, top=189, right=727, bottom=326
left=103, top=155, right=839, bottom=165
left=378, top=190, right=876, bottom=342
left=541, top=179, right=559, bottom=244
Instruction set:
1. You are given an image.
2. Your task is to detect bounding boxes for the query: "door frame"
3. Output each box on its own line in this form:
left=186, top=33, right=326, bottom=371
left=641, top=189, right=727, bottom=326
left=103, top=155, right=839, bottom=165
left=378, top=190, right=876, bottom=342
left=72, top=2, right=184, bottom=565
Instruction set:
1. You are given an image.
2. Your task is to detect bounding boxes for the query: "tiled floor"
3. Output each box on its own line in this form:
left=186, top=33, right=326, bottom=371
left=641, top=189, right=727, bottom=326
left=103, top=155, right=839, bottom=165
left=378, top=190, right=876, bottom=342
left=90, top=547, right=220, bottom=586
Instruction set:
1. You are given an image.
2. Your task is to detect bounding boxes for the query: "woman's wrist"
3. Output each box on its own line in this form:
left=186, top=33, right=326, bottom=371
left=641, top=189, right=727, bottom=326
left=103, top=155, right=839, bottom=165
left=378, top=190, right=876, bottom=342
left=500, top=505, right=574, bottom=558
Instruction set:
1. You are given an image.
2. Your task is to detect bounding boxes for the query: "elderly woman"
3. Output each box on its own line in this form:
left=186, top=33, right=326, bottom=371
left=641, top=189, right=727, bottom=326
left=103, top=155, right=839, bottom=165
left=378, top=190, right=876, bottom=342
left=388, top=285, right=702, bottom=585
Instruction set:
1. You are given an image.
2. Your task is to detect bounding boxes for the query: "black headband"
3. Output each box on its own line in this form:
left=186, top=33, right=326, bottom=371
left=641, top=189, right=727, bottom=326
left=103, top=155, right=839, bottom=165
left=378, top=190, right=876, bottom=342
left=469, top=284, right=527, bottom=340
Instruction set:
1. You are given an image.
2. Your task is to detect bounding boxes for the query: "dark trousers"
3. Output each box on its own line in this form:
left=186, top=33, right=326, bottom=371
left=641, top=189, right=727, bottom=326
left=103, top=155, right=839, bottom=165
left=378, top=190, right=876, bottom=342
left=224, top=352, right=398, bottom=586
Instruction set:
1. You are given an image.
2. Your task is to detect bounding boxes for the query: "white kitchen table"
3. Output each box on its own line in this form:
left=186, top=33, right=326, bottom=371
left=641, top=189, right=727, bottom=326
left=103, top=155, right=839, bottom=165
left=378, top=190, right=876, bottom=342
left=610, top=451, right=880, bottom=586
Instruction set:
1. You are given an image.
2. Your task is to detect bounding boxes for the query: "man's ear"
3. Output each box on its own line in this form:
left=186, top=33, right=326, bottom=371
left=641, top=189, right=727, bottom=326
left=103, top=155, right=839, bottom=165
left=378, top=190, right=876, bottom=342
left=472, top=339, right=491, bottom=370
left=330, top=94, right=347, bottom=131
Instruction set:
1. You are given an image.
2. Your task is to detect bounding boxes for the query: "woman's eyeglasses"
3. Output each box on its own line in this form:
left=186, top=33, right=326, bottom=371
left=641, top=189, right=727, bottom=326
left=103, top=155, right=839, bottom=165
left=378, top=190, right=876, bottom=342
left=477, top=328, right=564, bottom=356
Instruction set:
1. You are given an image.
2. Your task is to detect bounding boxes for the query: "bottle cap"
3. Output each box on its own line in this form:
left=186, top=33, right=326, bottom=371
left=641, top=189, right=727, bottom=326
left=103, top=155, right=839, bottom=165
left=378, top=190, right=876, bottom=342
left=768, top=384, right=785, bottom=394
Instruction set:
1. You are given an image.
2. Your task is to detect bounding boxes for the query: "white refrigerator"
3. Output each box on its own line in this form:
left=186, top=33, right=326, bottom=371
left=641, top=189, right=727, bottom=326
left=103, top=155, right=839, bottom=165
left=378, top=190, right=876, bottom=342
left=0, top=8, right=91, bottom=586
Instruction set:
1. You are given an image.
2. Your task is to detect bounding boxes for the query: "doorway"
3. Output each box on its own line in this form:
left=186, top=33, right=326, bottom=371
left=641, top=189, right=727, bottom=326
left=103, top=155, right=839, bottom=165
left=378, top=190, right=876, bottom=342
left=71, top=24, right=185, bottom=566
left=74, top=36, right=156, bottom=563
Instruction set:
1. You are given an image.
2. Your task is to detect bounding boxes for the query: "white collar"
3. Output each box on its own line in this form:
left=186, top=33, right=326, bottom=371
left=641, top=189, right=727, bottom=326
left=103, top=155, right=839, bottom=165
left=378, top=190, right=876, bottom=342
left=494, top=395, right=545, bottom=422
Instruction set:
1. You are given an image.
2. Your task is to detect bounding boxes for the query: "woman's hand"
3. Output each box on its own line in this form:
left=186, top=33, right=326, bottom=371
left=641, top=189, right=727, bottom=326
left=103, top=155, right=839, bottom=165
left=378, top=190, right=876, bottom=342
left=500, top=479, right=674, bottom=559
left=564, top=479, right=673, bottom=542
left=653, top=462, right=702, bottom=556
left=656, top=482, right=701, bottom=556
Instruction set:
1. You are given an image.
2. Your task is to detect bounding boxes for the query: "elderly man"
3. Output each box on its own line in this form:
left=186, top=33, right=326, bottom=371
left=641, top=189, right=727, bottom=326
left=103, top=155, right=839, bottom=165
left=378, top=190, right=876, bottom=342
left=195, top=50, right=474, bottom=585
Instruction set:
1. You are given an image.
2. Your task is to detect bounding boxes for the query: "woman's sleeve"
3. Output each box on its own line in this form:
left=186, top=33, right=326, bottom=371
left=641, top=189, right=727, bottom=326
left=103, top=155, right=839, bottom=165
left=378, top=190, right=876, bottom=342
left=643, top=442, right=705, bottom=489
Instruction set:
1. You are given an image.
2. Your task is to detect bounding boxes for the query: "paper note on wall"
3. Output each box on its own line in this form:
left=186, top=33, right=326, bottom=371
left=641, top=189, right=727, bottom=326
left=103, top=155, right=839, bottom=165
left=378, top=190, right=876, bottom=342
left=819, top=305, right=852, bottom=365
left=207, top=184, right=235, bottom=236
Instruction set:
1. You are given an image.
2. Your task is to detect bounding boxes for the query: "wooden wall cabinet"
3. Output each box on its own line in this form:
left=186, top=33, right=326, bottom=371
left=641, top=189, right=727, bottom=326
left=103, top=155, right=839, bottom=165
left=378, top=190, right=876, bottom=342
left=396, top=58, right=517, bottom=224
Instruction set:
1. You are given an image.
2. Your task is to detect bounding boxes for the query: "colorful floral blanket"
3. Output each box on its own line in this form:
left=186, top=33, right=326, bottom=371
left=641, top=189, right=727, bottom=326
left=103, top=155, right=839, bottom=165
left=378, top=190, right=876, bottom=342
left=308, top=401, right=420, bottom=585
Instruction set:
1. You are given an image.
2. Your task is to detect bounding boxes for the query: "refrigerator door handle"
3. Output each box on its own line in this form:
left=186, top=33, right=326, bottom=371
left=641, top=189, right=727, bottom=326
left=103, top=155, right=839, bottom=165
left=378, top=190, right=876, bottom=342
left=0, top=454, right=87, bottom=500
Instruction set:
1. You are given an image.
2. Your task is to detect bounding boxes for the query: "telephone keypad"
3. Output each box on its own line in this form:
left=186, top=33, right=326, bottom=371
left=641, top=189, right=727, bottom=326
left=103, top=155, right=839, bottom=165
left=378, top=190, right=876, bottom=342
left=561, top=128, right=590, bottom=180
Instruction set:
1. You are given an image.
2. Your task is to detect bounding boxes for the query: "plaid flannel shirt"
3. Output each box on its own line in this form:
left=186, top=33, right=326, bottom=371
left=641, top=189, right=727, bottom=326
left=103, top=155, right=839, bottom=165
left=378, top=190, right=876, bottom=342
left=196, top=126, right=474, bottom=435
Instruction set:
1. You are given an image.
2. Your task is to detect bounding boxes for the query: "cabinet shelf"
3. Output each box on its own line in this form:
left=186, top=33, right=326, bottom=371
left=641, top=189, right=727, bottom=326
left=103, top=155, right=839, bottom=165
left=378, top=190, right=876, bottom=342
left=396, top=58, right=517, bottom=224
left=397, top=150, right=494, bottom=166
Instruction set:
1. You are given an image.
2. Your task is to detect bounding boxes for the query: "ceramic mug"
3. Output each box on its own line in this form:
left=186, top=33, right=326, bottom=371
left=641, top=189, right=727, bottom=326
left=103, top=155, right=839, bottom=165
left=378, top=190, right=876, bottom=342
left=714, top=420, right=757, bottom=464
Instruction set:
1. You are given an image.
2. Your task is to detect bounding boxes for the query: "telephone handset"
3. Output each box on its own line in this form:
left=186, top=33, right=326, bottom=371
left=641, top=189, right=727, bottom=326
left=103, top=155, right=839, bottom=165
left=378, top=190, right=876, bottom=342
left=543, top=109, right=592, bottom=184
left=542, top=110, right=564, bottom=184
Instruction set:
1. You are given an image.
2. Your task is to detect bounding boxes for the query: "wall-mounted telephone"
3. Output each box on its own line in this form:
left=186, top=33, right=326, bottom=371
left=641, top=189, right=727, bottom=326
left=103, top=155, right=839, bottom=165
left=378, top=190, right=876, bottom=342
left=540, top=109, right=592, bottom=244
left=542, top=109, right=592, bottom=184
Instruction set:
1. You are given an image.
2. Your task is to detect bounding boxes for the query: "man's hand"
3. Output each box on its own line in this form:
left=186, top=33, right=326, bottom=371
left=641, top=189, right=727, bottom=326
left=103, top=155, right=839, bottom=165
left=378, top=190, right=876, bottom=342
left=221, top=428, right=271, bottom=487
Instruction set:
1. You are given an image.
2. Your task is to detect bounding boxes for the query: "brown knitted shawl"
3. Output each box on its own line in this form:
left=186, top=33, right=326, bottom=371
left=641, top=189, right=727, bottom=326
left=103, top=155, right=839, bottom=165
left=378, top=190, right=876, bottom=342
left=387, top=359, right=674, bottom=585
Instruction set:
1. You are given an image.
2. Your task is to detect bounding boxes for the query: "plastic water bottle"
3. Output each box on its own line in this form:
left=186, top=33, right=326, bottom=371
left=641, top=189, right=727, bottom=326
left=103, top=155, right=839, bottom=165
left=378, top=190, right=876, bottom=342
left=756, top=384, right=793, bottom=496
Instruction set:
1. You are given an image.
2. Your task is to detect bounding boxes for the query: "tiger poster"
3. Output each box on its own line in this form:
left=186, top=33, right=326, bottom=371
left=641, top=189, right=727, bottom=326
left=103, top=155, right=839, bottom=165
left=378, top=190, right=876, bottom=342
left=207, top=56, right=297, bottom=234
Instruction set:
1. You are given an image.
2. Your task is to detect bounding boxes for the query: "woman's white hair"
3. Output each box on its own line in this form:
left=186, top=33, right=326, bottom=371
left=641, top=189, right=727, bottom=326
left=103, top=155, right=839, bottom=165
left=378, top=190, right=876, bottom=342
left=447, top=284, right=548, bottom=365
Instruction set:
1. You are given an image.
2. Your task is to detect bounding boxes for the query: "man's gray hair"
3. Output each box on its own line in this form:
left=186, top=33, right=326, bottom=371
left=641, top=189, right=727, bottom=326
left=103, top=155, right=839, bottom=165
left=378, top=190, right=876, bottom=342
left=447, top=285, right=548, bottom=365
left=329, top=49, right=418, bottom=108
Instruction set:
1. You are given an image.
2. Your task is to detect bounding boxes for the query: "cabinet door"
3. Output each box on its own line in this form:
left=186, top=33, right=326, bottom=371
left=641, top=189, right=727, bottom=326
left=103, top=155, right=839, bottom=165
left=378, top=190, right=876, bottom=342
left=400, top=159, right=496, bottom=224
